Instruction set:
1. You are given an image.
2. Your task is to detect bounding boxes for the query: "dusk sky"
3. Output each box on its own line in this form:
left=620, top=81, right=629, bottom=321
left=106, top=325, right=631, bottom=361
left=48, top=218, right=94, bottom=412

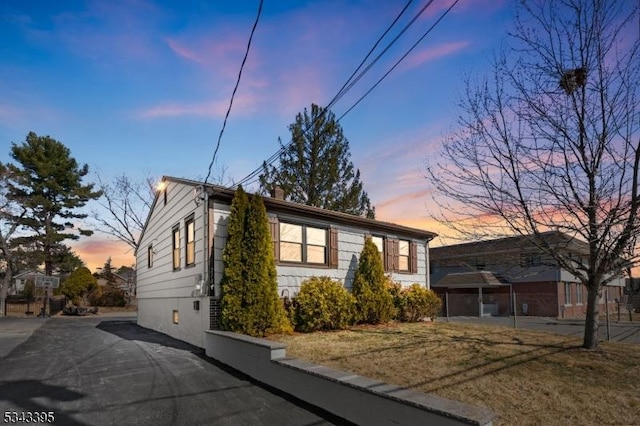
left=0, top=0, right=512, bottom=271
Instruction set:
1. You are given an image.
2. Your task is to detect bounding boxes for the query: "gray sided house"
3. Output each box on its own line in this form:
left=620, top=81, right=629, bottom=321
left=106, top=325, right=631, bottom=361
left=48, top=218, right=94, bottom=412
left=135, top=176, right=437, bottom=347
left=430, top=232, right=625, bottom=318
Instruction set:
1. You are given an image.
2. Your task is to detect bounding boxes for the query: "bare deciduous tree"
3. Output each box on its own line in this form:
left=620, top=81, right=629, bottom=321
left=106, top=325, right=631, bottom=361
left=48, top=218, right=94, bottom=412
left=92, top=173, right=156, bottom=250
left=92, top=165, right=234, bottom=250
left=0, top=164, right=26, bottom=311
left=427, top=0, right=639, bottom=349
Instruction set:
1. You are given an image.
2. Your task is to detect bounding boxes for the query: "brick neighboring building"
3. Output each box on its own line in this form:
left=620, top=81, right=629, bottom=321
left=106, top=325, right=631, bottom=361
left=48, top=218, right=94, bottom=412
left=430, top=232, right=625, bottom=318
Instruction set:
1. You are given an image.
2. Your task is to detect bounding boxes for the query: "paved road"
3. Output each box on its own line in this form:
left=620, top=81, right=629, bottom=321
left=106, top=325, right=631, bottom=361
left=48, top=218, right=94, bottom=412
left=445, top=315, right=640, bottom=344
left=0, top=317, right=340, bottom=426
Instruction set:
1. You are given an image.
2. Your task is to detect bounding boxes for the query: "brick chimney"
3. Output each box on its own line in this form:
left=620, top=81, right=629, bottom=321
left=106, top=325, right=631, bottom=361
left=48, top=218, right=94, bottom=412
left=270, top=186, right=285, bottom=200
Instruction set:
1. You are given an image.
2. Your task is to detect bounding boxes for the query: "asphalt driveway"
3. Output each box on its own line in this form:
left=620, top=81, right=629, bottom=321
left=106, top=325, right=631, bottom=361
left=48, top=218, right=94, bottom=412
left=0, top=317, right=340, bottom=426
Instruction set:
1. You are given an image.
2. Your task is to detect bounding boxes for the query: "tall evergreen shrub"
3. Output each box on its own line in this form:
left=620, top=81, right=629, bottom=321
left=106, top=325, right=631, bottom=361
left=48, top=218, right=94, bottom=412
left=352, top=238, right=394, bottom=324
left=242, top=194, right=291, bottom=336
left=220, top=186, right=250, bottom=332
left=220, top=187, right=291, bottom=336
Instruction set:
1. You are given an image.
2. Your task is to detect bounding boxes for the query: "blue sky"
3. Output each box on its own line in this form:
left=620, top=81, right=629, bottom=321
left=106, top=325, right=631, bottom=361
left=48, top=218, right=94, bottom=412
left=0, top=0, right=512, bottom=270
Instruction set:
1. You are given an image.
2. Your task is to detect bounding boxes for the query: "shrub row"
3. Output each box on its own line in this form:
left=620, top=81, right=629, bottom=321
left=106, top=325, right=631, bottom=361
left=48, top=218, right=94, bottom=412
left=288, top=276, right=442, bottom=333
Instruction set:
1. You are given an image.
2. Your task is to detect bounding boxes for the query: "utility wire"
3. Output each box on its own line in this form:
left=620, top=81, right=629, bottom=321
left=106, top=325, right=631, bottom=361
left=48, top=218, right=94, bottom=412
left=236, top=0, right=460, bottom=189
left=331, top=0, right=416, bottom=106
left=333, top=0, right=434, bottom=106
left=203, top=0, right=264, bottom=186
left=338, top=0, right=460, bottom=121
left=234, top=0, right=422, bottom=188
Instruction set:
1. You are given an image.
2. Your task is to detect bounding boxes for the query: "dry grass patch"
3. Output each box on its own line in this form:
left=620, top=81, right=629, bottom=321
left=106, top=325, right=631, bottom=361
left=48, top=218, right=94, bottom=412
left=271, top=322, right=640, bottom=426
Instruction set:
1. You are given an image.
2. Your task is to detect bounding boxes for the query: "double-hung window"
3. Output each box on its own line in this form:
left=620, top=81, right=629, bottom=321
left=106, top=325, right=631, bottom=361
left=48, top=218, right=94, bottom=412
left=368, top=236, right=417, bottom=273
left=279, top=222, right=327, bottom=264
left=186, top=216, right=195, bottom=267
left=398, top=240, right=410, bottom=271
left=564, top=282, right=572, bottom=305
left=172, top=225, right=181, bottom=270
left=576, top=284, right=583, bottom=305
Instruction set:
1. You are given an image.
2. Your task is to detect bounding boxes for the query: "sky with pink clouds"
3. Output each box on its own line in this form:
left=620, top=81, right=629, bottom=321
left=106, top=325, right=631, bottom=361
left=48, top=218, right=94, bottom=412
left=0, top=0, right=512, bottom=272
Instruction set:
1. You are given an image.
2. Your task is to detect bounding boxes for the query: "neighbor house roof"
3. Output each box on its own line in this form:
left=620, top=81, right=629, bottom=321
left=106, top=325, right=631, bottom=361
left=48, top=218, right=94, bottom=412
left=431, top=271, right=509, bottom=288
left=137, top=176, right=437, bottom=250
left=13, top=270, right=45, bottom=280
left=430, top=231, right=589, bottom=261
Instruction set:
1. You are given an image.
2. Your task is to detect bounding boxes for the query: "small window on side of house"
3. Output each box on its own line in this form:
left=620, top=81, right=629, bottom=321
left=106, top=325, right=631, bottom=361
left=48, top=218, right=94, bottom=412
left=172, top=224, right=181, bottom=270
left=186, top=216, right=195, bottom=267
left=148, top=245, right=154, bottom=268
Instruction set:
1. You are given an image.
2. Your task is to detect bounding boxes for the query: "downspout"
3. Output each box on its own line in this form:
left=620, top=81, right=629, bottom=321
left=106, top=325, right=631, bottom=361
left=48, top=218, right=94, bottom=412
left=425, top=240, right=431, bottom=290
left=202, top=187, right=210, bottom=296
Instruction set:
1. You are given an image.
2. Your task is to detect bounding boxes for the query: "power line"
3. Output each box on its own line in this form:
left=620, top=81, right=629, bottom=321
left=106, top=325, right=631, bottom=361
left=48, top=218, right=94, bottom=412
left=235, top=0, right=424, bottom=188
left=203, top=0, right=264, bottom=186
left=332, top=0, right=434, bottom=107
left=338, top=0, right=461, bottom=121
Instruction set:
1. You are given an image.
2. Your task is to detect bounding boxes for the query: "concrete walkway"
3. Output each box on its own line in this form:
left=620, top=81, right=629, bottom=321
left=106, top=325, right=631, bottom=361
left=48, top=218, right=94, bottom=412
left=445, top=315, right=640, bottom=344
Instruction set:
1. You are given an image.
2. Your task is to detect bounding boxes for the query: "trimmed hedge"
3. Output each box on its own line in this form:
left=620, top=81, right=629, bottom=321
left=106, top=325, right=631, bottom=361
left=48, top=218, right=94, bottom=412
left=397, top=283, right=442, bottom=322
left=292, top=276, right=356, bottom=332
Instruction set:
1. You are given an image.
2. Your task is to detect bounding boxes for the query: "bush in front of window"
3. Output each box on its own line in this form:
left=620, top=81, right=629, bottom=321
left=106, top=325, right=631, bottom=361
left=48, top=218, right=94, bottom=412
left=243, top=194, right=292, bottom=336
left=353, top=238, right=395, bottom=324
left=397, top=283, right=442, bottom=322
left=220, top=186, right=250, bottom=334
left=220, top=186, right=292, bottom=337
left=291, top=276, right=356, bottom=332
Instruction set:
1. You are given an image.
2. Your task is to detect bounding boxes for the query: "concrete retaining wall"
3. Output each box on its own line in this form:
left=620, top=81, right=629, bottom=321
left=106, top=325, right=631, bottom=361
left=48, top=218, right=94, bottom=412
left=138, top=297, right=210, bottom=347
left=205, top=330, right=494, bottom=426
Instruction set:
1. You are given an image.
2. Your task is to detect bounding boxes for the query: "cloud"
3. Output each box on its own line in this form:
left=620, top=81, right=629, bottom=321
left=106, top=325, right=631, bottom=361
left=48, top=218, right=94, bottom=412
left=377, top=188, right=433, bottom=210
left=165, top=38, right=205, bottom=64
left=135, top=91, right=260, bottom=119
left=401, top=41, right=470, bottom=71
left=70, top=238, right=135, bottom=272
left=164, top=32, right=251, bottom=77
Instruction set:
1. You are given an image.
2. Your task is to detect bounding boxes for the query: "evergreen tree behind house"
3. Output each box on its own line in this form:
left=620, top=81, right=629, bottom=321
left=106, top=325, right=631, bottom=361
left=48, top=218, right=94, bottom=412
left=260, top=104, right=375, bottom=219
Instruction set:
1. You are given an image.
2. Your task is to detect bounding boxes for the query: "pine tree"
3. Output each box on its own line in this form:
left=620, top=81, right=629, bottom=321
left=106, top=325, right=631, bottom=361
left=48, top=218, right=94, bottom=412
left=4, top=132, right=101, bottom=275
left=220, top=186, right=250, bottom=332
left=259, top=104, right=375, bottom=218
left=352, top=238, right=394, bottom=324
